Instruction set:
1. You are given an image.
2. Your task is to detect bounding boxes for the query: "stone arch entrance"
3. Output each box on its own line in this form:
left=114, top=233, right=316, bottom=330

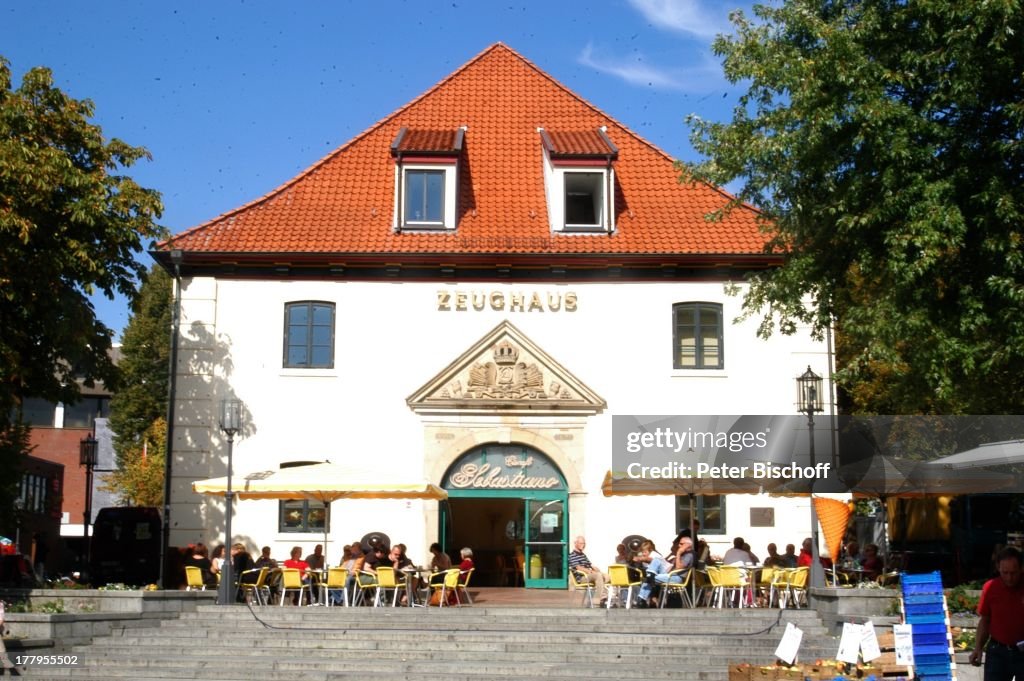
left=439, top=442, right=569, bottom=589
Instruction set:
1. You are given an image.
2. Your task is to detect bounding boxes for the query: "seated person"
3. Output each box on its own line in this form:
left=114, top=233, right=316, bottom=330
left=304, top=544, right=325, bottom=570
left=457, top=547, right=474, bottom=583
left=634, top=540, right=669, bottom=606
left=860, top=543, right=883, bottom=580
left=183, top=543, right=217, bottom=587
left=723, top=537, right=753, bottom=565
left=568, top=536, right=607, bottom=604
left=344, top=541, right=368, bottom=603
left=253, top=546, right=277, bottom=570
left=763, top=543, right=787, bottom=568
left=654, top=536, right=695, bottom=591
left=253, top=546, right=279, bottom=599
left=232, top=544, right=256, bottom=583
left=781, top=543, right=798, bottom=568
left=389, top=543, right=413, bottom=572
left=428, top=542, right=451, bottom=584
left=283, top=545, right=310, bottom=604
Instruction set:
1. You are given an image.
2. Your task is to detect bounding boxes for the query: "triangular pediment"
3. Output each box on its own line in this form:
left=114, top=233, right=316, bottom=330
left=407, top=321, right=606, bottom=415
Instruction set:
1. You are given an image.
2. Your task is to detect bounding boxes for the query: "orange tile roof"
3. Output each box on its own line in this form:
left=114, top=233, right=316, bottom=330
left=544, top=130, right=616, bottom=158
left=161, top=44, right=770, bottom=261
left=393, top=128, right=462, bottom=154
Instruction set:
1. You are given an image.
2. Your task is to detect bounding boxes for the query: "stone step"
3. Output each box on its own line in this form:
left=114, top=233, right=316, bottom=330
left=75, top=640, right=804, bottom=660
left=33, top=658, right=773, bottom=681
left=19, top=601, right=834, bottom=681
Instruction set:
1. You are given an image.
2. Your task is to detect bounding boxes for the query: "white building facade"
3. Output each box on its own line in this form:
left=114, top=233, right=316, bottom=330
left=157, top=44, right=832, bottom=587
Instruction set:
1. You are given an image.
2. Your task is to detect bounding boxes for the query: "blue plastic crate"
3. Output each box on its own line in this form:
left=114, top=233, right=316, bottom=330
left=902, top=582, right=944, bottom=595
left=913, top=651, right=951, bottom=663
left=906, top=613, right=949, bottom=624
left=910, top=623, right=949, bottom=635
left=915, top=665, right=952, bottom=677
left=905, top=593, right=945, bottom=604
left=916, top=674, right=952, bottom=681
left=905, top=602, right=946, bottom=616
left=912, top=633, right=949, bottom=647
left=901, top=571, right=943, bottom=585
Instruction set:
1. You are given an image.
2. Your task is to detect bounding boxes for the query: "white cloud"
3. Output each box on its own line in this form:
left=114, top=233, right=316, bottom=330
left=627, top=0, right=732, bottom=40
left=577, top=43, right=725, bottom=93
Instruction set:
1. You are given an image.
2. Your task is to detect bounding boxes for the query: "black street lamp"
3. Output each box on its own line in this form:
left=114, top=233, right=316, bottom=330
left=796, top=366, right=827, bottom=592
left=218, top=398, right=242, bottom=605
left=79, top=434, right=99, bottom=567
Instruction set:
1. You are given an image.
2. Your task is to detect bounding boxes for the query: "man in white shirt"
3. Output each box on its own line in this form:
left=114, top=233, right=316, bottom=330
left=722, top=536, right=752, bottom=564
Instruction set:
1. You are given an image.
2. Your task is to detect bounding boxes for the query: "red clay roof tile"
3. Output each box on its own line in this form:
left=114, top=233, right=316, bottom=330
left=162, top=44, right=767, bottom=259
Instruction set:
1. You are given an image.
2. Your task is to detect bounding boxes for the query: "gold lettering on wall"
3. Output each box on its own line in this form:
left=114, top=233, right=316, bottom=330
left=438, top=289, right=578, bottom=312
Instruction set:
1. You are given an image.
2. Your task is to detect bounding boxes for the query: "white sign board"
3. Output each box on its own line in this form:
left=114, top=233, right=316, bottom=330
left=837, top=623, right=863, bottom=664
left=860, top=621, right=882, bottom=662
left=775, top=622, right=804, bottom=665
left=893, top=623, right=915, bottom=666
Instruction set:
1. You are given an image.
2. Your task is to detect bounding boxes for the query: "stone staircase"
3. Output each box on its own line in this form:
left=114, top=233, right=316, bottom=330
left=25, top=605, right=836, bottom=681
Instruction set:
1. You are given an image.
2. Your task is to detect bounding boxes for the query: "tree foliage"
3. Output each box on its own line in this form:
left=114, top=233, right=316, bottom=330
left=0, top=56, right=164, bottom=417
left=685, top=1, right=1024, bottom=413
left=101, top=417, right=165, bottom=507
left=109, top=265, right=171, bottom=469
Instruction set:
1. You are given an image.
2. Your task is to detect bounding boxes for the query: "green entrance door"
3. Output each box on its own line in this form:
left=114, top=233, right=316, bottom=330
left=524, top=496, right=566, bottom=588
left=440, top=443, right=569, bottom=589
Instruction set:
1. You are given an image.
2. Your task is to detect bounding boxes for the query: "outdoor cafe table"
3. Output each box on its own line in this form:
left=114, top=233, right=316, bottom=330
left=401, top=566, right=433, bottom=607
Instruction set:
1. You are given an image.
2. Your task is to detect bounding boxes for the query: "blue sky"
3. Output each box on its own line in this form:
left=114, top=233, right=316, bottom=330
left=2, top=0, right=754, bottom=340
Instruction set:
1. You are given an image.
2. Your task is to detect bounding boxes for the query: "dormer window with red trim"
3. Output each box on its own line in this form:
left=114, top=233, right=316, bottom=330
left=540, top=127, right=618, bottom=233
left=391, top=127, right=464, bottom=231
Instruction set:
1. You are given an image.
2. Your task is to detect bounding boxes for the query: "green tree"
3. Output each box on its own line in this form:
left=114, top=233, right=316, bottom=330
left=109, top=265, right=171, bottom=469
left=101, top=418, right=165, bottom=507
left=0, top=56, right=164, bottom=417
left=685, top=1, right=1024, bottom=413
left=0, top=56, right=163, bottom=528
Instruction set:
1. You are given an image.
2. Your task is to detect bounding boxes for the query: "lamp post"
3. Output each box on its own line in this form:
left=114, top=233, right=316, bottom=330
left=796, top=366, right=826, bottom=592
left=218, top=398, right=242, bottom=605
left=79, top=434, right=99, bottom=567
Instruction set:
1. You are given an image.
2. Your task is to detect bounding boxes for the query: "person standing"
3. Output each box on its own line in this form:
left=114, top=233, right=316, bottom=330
left=969, top=546, right=1024, bottom=681
left=568, top=536, right=607, bottom=606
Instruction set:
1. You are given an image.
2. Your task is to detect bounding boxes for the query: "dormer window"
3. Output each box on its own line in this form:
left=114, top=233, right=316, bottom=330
left=540, top=128, right=618, bottom=233
left=392, top=127, right=464, bottom=231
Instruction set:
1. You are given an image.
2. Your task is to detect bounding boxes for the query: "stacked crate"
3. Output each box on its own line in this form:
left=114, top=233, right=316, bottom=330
left=901, top=572, right=956, bottom=681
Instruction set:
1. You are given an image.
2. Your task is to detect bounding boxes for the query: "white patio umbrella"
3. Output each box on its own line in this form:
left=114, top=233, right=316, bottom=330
left=925, top=440, right=1024, bottom=469
left=192, top=461, right=447, bottom=553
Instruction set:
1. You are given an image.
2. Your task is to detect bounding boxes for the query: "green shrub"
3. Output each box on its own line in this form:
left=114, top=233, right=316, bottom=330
left=946, top=585, right=979, bottom=614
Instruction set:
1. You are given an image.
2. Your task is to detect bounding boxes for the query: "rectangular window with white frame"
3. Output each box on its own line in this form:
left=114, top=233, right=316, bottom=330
left=283, top=301, right=335, bottom=369
left=396, top=163, right=457, bottom=230
left=673, top=302, right=723, bottom=370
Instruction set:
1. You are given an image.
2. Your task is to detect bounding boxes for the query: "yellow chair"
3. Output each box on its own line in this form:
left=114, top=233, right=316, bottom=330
left=606, top=564, right=643, bottom=609
left=238, top=567, right=269, bottom=605
left=455, top=567, right=474, bottom=606
left=429, top=568, right=462, bottom=607
left=184, top=566, right=206, bottom=591
left=657, top=567, right=693, bottom=609
left=708, top=565, right=746, bottom=608
left=785, top=567, right=809, bottom=608
left=568, top=570, right=595, bottom=608
left=278, top=568, right=310, bottom=606
left=693, top=568, right=712, bottom=606
left=323, top=567, right=348, bottom=607
left=757, top=566, right=776, bottom=606
left=374, top=566, right=406, bottom=607
left=768, top=567, right=790, bottom=608
left=353, top=569, right=379, bottom=607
